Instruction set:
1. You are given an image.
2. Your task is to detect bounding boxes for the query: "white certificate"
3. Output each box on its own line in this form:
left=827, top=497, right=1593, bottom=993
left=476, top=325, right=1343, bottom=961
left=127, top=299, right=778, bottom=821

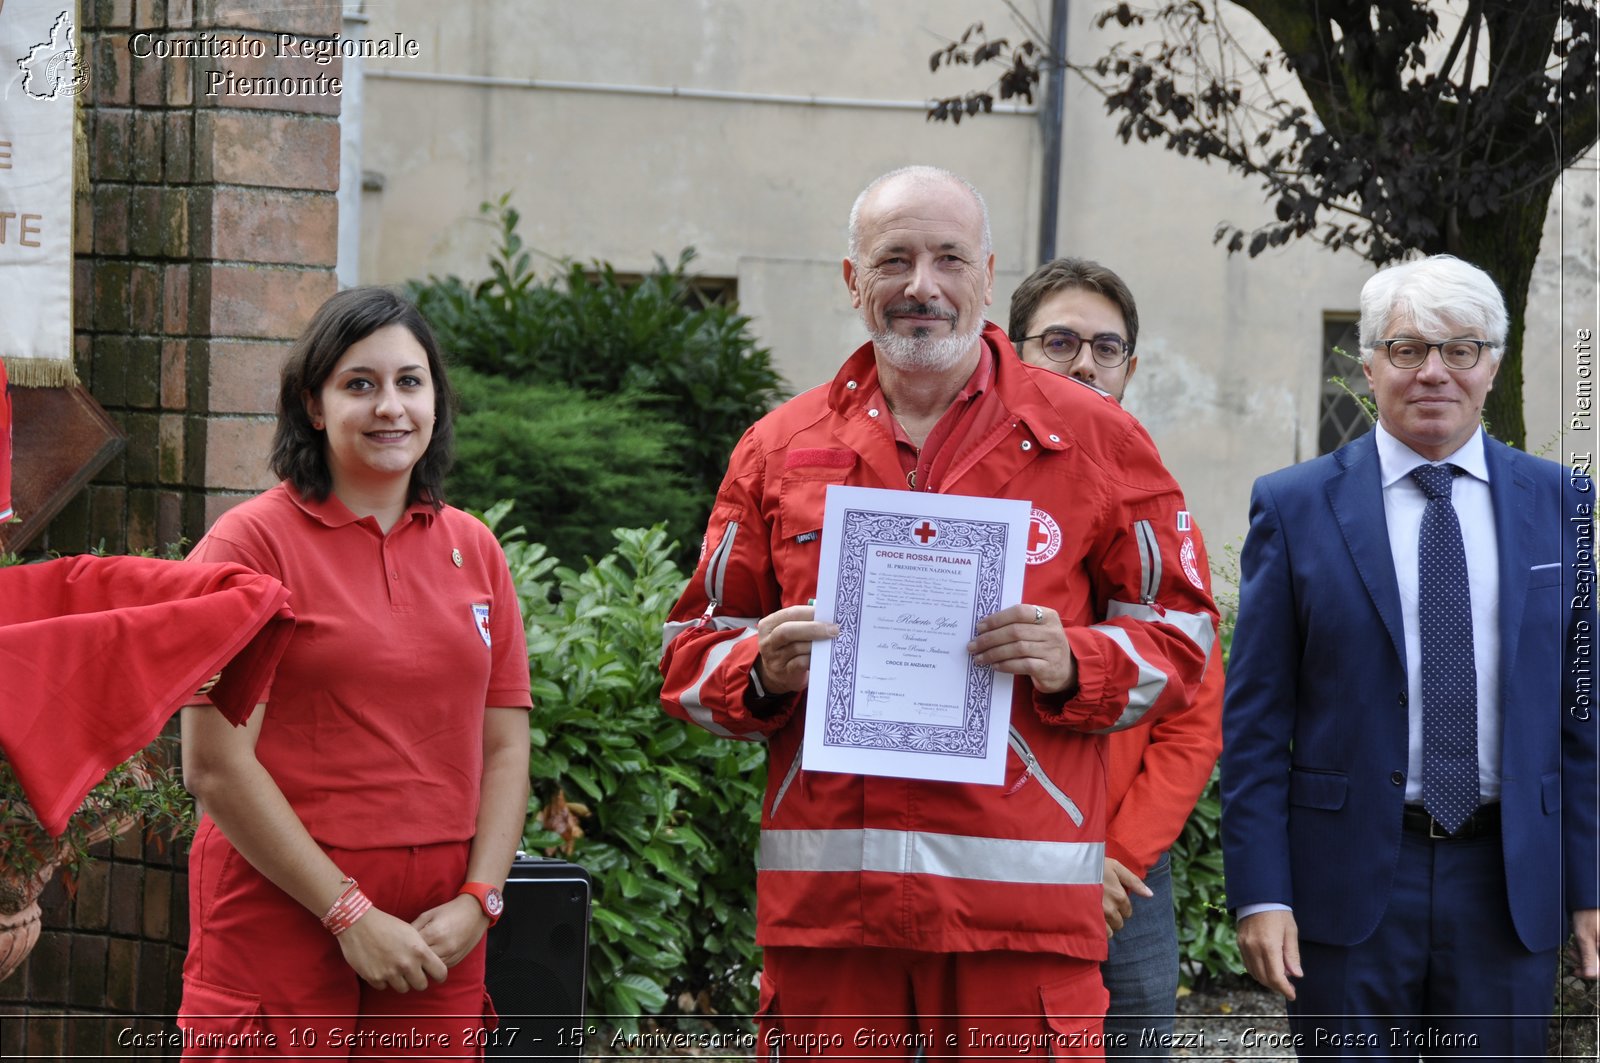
left=804, top=485, right=1031, bottom=785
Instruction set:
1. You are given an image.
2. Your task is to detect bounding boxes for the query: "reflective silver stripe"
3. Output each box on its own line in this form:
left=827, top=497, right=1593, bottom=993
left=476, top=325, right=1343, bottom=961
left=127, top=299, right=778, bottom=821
left=769, top=740, right=804, bottom=819
left=759, top=828, right=1104, bottom=886
left=1103, top=600, right=1216, bottom=661
left=1087, top=623, right=1168, bottom=731
left=661, top=615, right=761, bottom=657
left=1134, top=521, right=1152, bottom=601
left=1133, top=519, right=1159, bottom=603
left=704, top=520, right=739, bottom=607
left=677, top=627, right=763, bottom=740
left=1007, top=727, right=1084, bottom=827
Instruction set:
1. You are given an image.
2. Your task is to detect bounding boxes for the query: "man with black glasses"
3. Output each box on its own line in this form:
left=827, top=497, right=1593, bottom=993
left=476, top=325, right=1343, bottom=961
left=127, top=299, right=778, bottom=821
left=1221, top=254, right=1599, bottom=1054
left=1009, top=259, right=1223, bottom=1059
left=1009, top=258, right=1141, bottom=400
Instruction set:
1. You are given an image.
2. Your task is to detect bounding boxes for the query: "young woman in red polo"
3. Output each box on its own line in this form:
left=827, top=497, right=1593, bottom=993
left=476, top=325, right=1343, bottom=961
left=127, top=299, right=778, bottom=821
left=176, top=288, right=532, bottom=1058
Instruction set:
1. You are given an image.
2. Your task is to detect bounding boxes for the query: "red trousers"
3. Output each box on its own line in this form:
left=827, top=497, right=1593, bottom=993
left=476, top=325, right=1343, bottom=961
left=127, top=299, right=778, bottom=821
left=758, top=946, right=1108, bottom=1060
left=179, top=818, right=493, bottom=1061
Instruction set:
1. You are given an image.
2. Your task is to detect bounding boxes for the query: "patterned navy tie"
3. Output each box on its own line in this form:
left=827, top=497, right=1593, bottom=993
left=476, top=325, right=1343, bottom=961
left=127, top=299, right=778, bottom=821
left=1411, top=463, right=1478, bottom=834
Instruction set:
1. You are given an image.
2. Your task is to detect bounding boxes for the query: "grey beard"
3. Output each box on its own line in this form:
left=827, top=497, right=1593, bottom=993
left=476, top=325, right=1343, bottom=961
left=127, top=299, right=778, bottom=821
left=870, top=321, right=983, bottom=373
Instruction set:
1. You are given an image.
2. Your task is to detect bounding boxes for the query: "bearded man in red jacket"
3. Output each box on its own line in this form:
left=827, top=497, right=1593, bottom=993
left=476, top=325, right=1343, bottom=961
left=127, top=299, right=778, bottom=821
left=660, top=166, right=1216, bottom=1058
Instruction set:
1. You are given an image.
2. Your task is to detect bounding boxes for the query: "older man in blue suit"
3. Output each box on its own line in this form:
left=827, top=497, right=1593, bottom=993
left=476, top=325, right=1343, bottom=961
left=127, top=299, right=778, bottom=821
left=1221, top=254, right=1599, bottom=1056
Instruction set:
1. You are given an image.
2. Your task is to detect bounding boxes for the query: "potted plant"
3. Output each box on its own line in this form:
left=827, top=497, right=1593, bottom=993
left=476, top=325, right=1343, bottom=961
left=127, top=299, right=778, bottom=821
left=0, top=740, right=194, bottom=981
left=0, top=739, right=194, bottom=982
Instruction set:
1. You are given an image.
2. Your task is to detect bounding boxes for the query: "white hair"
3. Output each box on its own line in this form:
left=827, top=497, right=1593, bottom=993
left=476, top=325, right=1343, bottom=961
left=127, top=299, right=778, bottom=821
left=1357, top=255, right=1508, bottom=364
left=846, top=165, right=993, bottom=264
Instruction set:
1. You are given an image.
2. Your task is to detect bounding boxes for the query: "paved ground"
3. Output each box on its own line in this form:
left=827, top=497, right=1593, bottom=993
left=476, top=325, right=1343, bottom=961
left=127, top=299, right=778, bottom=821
left=1170, top=979, right=1293, bottom=1059
left=1174, top=974, right=1599, bottom=1061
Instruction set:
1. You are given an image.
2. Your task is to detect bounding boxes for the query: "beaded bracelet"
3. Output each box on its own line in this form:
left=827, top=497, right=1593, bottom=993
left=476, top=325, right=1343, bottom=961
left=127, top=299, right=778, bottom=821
left=321, top=876, right=373, bottom=935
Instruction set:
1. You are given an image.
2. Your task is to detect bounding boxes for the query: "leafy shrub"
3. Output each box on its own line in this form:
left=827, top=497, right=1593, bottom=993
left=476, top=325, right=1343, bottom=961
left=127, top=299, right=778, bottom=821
left=1170, top=545, right=1242, bottom=986
left=1169, top=769, right=1237, bottom=987
left=448, top=370, right=703, bottom=569
left=410, top=196, right=786, bottom=537
left=481, top=504, right=763, bottom=1027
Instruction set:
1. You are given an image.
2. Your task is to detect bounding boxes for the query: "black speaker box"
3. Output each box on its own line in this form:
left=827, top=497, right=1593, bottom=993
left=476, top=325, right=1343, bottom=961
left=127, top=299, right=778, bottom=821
left=483, top=856, right=592, bottom=1059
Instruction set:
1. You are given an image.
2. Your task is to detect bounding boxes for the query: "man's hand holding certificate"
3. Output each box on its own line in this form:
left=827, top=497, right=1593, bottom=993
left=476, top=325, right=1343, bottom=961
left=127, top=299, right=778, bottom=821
left=969, top=602, right=1077, bottom=696
left=803, top=485, right=1032, bottom=785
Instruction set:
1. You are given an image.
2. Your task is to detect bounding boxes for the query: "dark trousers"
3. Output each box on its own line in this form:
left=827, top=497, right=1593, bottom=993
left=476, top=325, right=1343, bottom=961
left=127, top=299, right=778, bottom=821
left=1288, top=828, right=1558, bottom=1060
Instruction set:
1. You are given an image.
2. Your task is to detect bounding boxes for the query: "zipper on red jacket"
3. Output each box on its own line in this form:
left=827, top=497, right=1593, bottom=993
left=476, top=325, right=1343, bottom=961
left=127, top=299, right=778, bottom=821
left=769, top=738, right=804, bottom=819
left=1004, top=726, right=1085, bottom=827
left=698, top=520, right=740, bottom=622
left=1133, top=519, right=1160, bottom=605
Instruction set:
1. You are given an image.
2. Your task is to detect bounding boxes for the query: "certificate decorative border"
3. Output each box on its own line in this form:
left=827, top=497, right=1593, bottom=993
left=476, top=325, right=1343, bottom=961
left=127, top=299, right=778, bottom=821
left=823, top=508, right=1010, bottom=757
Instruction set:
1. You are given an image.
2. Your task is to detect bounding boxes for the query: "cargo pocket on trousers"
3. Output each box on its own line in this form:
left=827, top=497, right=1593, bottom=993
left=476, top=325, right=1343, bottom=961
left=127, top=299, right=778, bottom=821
left=178, top=976, right=266, bottom=1054
left=1039, top=965, right=1109, bottom=1060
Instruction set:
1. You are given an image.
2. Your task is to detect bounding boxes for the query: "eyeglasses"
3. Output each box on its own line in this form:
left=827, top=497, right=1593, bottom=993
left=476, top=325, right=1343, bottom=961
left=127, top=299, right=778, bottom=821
left=1018, top=327, right=1132, bottom=368
left=1373, top=338, right=1493, bottom=370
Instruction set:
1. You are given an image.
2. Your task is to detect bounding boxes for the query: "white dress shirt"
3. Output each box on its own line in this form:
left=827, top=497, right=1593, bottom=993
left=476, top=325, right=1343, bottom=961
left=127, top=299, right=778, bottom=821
left=1374, top=423, right=1502, bottom=805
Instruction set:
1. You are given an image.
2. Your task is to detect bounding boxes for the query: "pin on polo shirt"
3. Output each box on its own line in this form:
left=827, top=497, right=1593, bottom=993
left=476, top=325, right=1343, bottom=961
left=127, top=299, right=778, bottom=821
left=452, top=548, right=463, bottom=567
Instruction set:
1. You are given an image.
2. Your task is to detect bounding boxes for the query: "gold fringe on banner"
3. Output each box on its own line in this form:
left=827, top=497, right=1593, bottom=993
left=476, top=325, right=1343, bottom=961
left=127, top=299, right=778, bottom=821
left=2, top=357, right=80, bottom=388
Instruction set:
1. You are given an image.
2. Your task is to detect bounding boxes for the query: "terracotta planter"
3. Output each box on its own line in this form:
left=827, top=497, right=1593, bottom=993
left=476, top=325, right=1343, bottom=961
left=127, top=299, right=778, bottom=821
left=0, top=763, right=146, bottom=983
left=0, top=864, right=58, bottom=983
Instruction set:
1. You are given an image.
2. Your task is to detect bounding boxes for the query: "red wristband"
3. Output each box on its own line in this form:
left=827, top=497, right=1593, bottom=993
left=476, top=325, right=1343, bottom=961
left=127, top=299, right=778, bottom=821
left=321, top=876, right=373, bottom=935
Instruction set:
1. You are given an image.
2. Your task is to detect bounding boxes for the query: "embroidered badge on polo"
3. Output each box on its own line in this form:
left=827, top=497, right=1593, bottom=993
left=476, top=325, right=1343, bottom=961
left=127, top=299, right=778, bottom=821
left=472, top=602, right=492, bottom=648
left=1179, top=536, right=1204, bottom=590
left=1176, top=510, right=1191, bottom=532
left=1026, top=508, right=1062, bottom=565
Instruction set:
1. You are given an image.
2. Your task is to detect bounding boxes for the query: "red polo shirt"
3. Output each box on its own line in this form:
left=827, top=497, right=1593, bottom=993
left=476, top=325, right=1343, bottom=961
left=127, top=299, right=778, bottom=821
left=189, top=483, right=532, bottom=850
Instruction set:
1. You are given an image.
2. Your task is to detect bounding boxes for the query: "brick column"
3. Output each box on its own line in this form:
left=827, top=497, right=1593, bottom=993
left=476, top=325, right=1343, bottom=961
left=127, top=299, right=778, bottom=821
left=3, top=1, right=344, bottom=1055
left=40, top=0, right=340, bottom=555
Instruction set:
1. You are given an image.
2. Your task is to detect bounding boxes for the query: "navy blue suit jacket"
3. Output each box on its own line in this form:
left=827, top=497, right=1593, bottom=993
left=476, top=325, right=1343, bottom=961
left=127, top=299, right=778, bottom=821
left=1220, top=429, right=1599, bottom=952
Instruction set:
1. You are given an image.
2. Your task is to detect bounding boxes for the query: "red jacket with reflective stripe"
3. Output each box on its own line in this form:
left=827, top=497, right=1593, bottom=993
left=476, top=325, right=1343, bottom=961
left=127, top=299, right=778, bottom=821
left=659, top=325, right=1217, bottom=960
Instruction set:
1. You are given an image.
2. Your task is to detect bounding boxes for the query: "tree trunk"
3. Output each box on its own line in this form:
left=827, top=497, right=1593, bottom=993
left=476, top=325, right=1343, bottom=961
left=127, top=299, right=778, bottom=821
left=1448, top=184, right=1554, bottom=451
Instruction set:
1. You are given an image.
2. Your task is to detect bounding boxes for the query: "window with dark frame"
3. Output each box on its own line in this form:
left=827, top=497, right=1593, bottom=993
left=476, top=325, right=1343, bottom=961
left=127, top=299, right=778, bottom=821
left=587, top=271, right=738, bottom=312
left=1319, top=314, right=1373, bottom=455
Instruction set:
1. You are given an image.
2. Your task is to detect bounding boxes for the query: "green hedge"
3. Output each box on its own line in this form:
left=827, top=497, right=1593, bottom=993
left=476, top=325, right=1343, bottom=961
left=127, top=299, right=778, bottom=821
left=485, top=505, right=762, bottom=1026
left=410, top=197, right=786, bottom=559
left=448, top=371, right=703, bottom=569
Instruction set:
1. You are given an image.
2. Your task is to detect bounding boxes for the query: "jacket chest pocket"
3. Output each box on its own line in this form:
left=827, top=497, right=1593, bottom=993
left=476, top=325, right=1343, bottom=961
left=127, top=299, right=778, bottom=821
left=776, top=461, right=855, bottom=590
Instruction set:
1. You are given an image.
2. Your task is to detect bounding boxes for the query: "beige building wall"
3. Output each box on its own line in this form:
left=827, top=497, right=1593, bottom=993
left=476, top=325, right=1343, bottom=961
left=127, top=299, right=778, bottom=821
left=354, top=0, right=1593, bottom=559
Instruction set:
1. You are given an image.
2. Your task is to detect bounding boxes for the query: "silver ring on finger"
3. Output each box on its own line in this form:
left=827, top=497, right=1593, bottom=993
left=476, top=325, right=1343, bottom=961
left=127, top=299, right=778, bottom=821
left=1032, top=605, right=1044, bottom=625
